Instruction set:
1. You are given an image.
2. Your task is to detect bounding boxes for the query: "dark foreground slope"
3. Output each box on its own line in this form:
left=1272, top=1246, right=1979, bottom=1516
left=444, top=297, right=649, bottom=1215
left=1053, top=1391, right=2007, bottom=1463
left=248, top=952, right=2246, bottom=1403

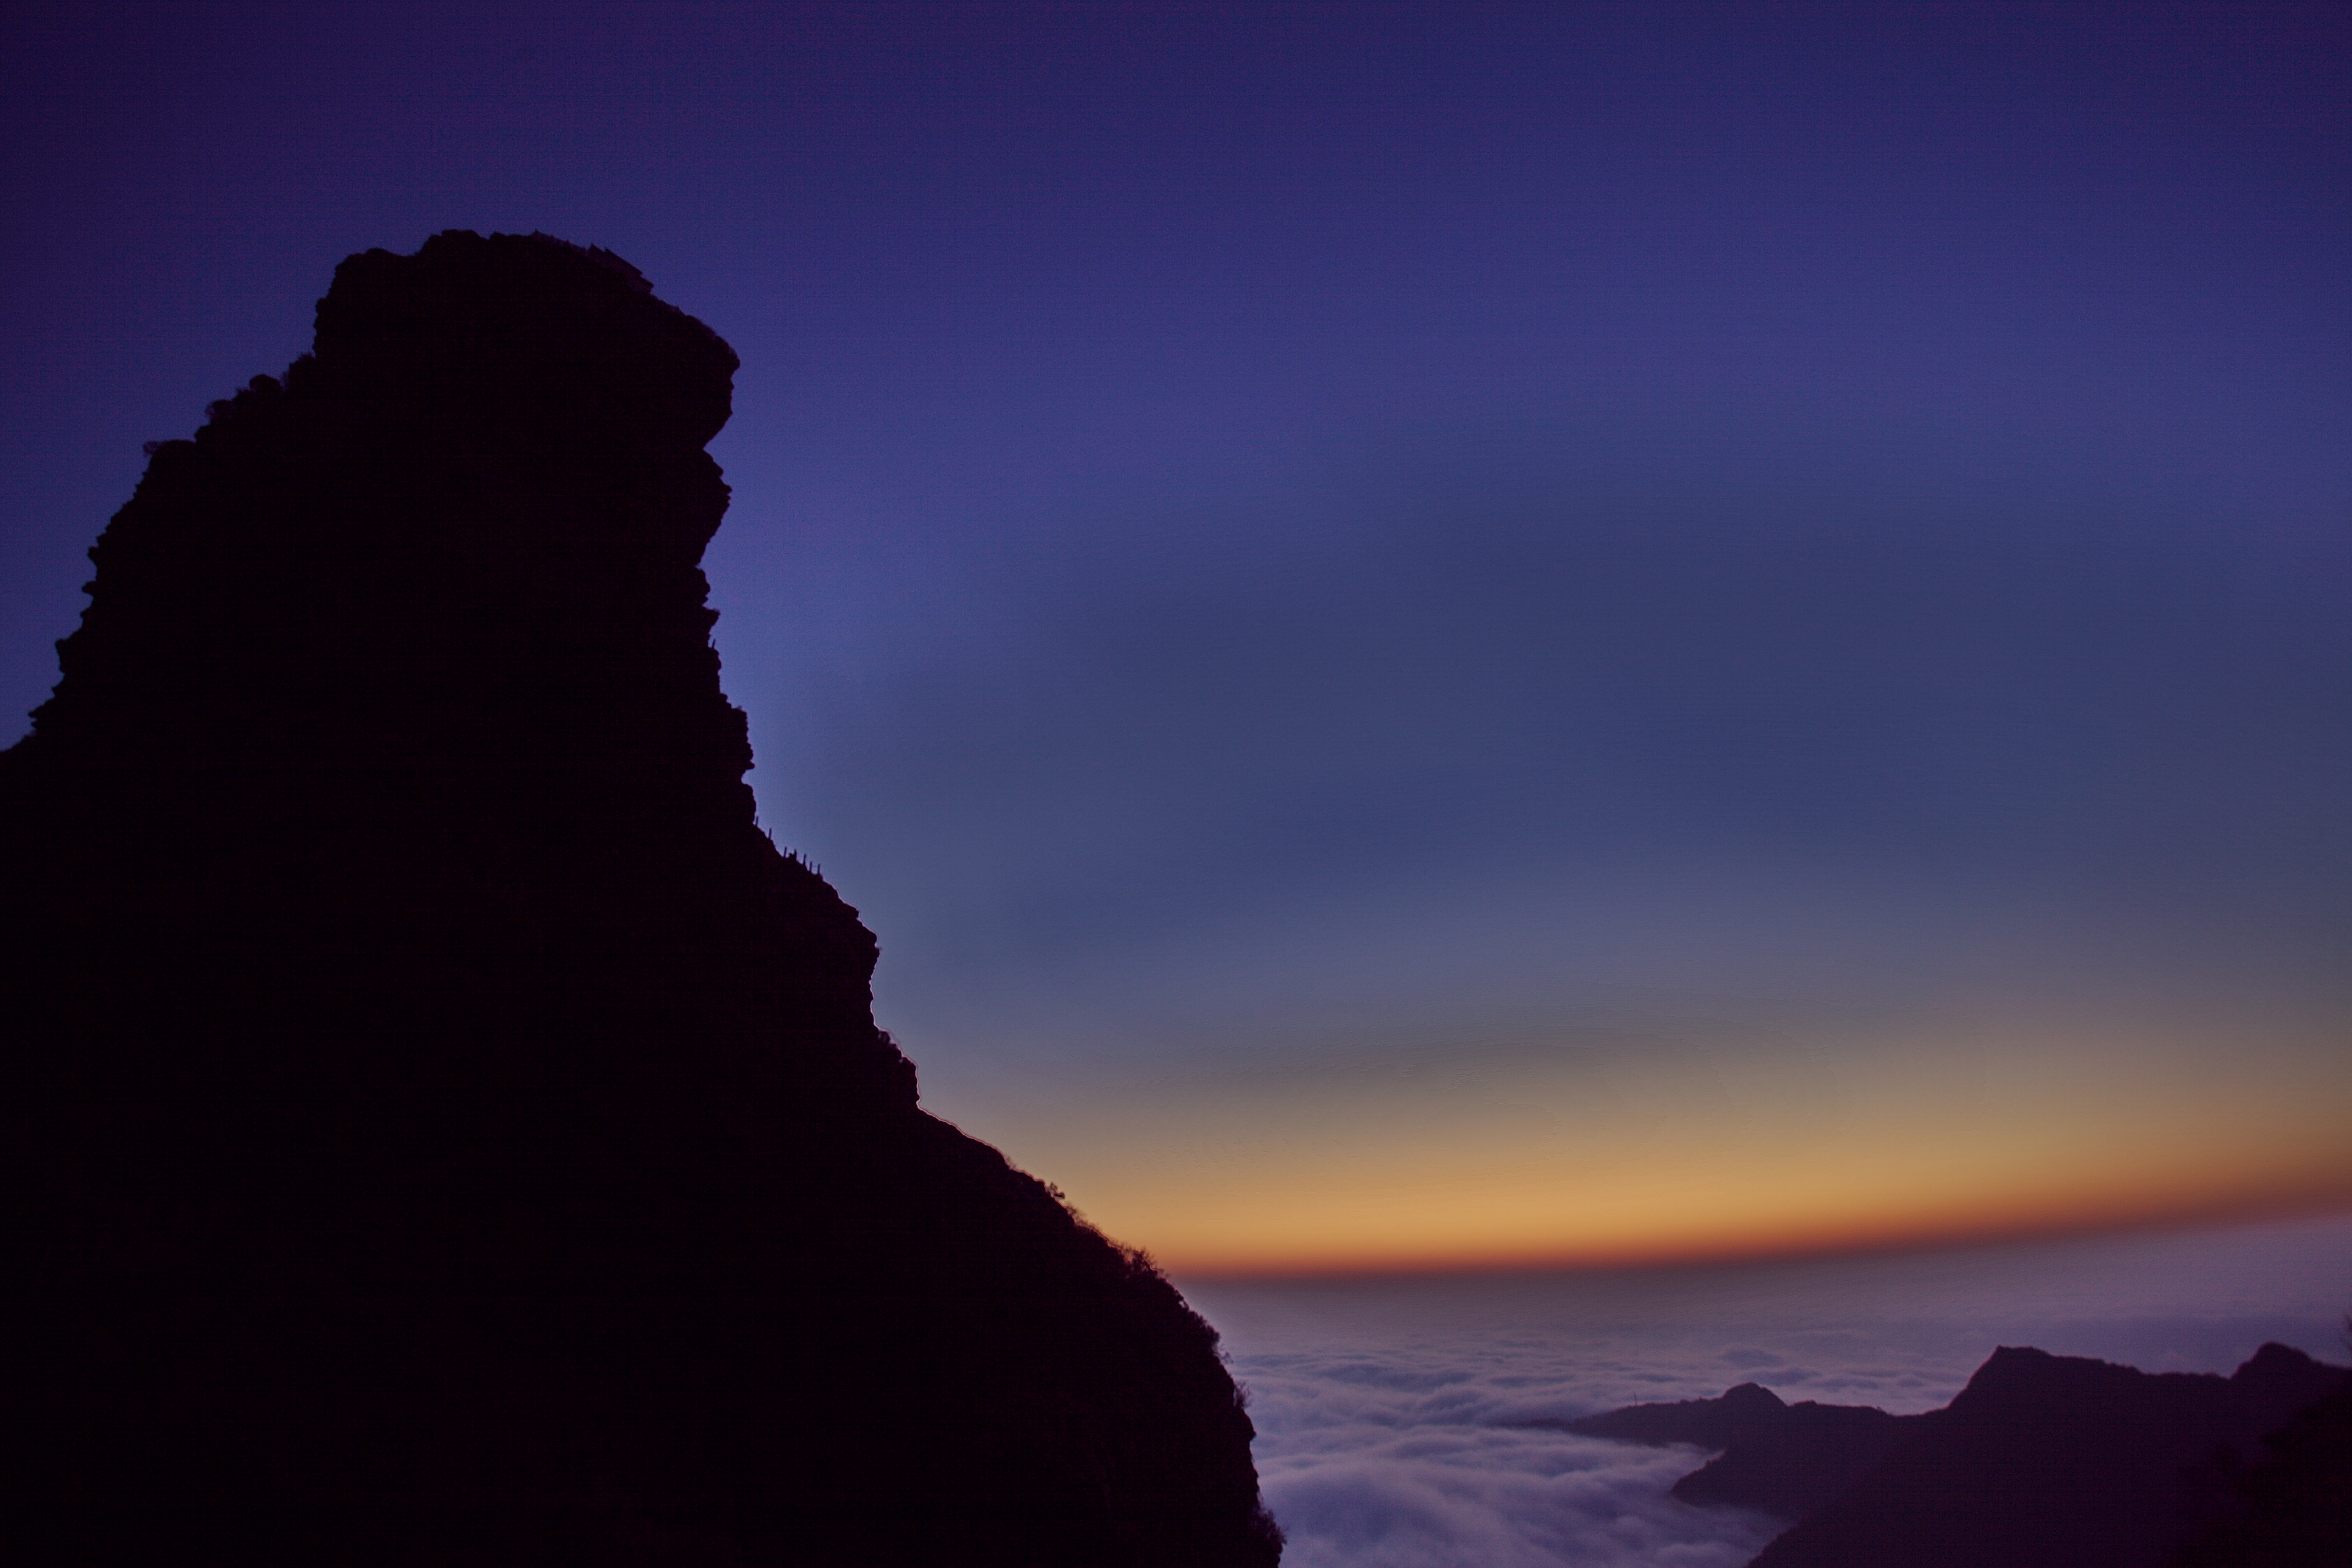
left=2173, top=1372, right=2352, bottom=1567
left=1, top=231, right=1281, bottom=1567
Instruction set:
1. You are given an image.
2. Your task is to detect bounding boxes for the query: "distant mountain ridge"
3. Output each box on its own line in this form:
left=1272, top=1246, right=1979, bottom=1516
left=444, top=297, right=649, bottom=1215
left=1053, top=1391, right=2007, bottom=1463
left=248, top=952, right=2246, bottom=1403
left=1539, top=1379, right=1926, bottom=1520
left=1553, top=1341, right=2348, bottom=1567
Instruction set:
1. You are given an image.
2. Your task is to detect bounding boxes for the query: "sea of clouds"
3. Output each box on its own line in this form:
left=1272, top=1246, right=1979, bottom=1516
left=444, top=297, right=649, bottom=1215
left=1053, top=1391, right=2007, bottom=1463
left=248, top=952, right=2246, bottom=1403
left=1181, top=1213, right=2352, bottom=1568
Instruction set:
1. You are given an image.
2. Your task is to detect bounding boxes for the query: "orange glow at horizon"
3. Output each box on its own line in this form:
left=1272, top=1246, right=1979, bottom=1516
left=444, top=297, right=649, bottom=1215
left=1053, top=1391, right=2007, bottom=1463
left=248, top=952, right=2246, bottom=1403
left=930, top=1012, right=2352, bottom=1277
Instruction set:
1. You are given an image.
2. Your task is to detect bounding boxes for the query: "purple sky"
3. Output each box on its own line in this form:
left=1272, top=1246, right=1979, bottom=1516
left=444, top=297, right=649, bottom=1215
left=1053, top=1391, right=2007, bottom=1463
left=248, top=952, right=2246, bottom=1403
left=3, top=2, right=2346, bottom=1268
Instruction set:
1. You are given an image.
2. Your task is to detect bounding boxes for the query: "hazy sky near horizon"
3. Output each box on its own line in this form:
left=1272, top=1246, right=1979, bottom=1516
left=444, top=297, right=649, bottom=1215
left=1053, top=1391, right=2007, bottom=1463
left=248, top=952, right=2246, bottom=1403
left=3, top=2, right=2346, bottom=1272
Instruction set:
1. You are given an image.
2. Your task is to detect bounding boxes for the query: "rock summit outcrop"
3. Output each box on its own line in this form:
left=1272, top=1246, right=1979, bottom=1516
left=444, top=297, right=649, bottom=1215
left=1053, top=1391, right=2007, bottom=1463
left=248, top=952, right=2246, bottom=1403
left=2, top=230, right=1282, bottom=1566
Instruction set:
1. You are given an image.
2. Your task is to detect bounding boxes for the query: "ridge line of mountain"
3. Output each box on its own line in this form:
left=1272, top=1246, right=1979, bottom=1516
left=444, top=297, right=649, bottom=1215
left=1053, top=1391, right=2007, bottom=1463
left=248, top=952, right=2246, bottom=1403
left=1527, top=1339, right=2347, bottom=1567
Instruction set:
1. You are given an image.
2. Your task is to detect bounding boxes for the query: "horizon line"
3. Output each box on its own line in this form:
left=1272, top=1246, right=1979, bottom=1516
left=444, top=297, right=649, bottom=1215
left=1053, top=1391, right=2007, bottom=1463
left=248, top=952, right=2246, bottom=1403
left=1164, top=1186, right=2352, bottom=1287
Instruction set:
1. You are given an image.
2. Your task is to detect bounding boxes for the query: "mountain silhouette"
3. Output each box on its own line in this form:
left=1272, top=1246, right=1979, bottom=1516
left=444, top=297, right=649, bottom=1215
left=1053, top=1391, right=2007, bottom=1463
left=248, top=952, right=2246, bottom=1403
left=1548, top=1380, right=1924, bottom=1520
left=1570, top=1342, right=2345, bottom=1568
left=1, top=230, right=1282, bottom=1566
left=1751, top=1342, right=2344, bottom=1567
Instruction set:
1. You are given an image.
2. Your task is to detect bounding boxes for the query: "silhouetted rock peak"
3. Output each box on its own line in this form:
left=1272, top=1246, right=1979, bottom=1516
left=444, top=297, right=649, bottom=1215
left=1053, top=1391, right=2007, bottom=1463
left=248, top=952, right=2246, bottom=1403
left=11, top=229, right=916, bottom=1131
left=66, top=231, right=738, bottom=712
left=2231, top=1341, right=2341, bottom=1401
left=4, top=231, right=1280, bottom=1566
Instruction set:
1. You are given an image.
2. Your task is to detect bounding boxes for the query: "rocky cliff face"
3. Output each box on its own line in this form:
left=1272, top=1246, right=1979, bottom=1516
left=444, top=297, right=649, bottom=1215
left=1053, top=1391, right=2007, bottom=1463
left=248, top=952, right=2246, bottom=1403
left=2, top=230, right=1282, bottom=1566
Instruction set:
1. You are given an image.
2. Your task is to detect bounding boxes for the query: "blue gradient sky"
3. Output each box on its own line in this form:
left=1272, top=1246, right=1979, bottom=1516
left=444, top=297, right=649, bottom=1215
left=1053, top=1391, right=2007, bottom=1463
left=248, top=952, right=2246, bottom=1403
left=4, top=2, right=2345, bottom=1268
